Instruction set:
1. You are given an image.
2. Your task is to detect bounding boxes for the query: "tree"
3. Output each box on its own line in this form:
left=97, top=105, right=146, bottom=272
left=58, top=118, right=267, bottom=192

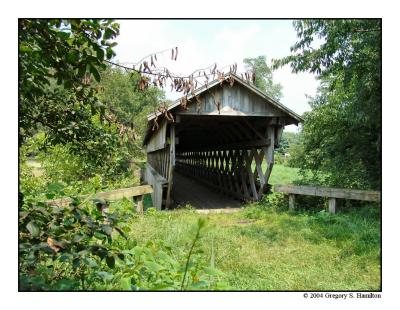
left=19, top=19, right=121, bottom=164
left=19, top=19, right=248, bottom=156
left=243, top=56, right=283, bottom=100
left=96, top=66, right=165, bottom=157
left=274, top=19, right=381, bottom=189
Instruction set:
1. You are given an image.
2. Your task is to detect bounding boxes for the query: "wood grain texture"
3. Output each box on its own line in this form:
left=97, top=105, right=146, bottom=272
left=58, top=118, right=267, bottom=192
left=145, top=163, right=168, bottom=210
left=146, top=119, right=167, bottom=153
left=274, top=184, right=380, bottom=202
left=45, top=185, right=153, bottom=207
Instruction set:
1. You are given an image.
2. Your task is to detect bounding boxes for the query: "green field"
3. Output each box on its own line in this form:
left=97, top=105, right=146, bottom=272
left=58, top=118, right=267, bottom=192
left=120, top=205, right=380, bottom=290
left=21, top=161, right=380, bottom=291
left=121, top=164, right=380, bottom=291
left=269, top=164, right=301, bottom=185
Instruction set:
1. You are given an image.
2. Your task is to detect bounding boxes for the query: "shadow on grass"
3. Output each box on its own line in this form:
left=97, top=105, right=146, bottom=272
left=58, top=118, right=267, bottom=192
left=240, top=198, right=380, bottom=258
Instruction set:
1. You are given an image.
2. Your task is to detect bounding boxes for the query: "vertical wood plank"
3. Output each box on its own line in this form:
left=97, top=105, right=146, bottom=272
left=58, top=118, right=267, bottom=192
left=289, top=194, right=295, bottom=210
left=263, top=126, right=275, bottom=187
left=328, top=197, right=336, bottom=214
left=136, top=195, right=144, bottom=214
left=166, top=125, right=175, bottom=209
left=254, top=149, right=265, bottom=188
left=245, top=150, right=258, bottom=200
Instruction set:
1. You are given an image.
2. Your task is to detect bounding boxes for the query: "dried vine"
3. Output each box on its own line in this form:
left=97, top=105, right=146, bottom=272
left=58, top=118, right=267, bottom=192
left=105, top=47, right=256, bottom=131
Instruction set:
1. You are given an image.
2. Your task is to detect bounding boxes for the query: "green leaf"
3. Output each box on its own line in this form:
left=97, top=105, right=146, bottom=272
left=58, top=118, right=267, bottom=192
left=96, top=48, right=105, bottom=60
left=72, top=257, right=81, bottom=269
left=84, top=257, right=98, bottom=268
left=188, top=280, right=209, bottom=289
left=55, top=279, right=78, bottom=290
left=203, top=267, right=224, bottom=276
left=197, top=217, right=207, bottom=229
left=106, top=47, right=114, bottom=59
left=77, top=64, right=86, bottom=78
left=101, top=224, right=113, bottom=236
left=19, top=44, right=32, bottom=53
left=66, top=50, right=79, bottom=63
left=94, top=231, right=107, bottom=240
left=106, top=255, right=115, bottom=268
left=90, top=66, right=101, bottom=82
left=91, top=246, right=108, bottom=259
left=45, top=193, right=55, bottom=199
left=73, top=234, right=85, bottom=243
left=120, top=277, right=131, bottom=290
left=104, top=28, right=115, bottom=40
left=215, top=281, right=230, bottom=290
left=144, top=261, right=165, bottom=273
left=97, top=271, right=113, bottom=282
left=114, top=227, right=127, bottom=239
left=108, top=42, right=117, bottom=48
left=59, top=253, right=72, bottom=262
left=48, top=182, right=64, bottom=193
left=26, top=221, right=40, bottom=237
left=56, top=31, right=70, bottom=40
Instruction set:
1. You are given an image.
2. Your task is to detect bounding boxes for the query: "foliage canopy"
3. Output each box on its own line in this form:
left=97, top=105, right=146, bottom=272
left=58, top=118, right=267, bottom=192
left=244, top=55, right=283, bottom=101
left=275, top=19, right=381, bottom=189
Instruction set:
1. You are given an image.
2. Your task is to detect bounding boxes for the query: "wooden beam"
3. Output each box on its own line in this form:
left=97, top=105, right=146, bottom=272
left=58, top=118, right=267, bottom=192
left=165, top=124, right=175, bottom=209
left=289, top=194, right=295, bottom=210
left=176, top=111, right=287, bottom=117
left=234, top=121, right=254, bottom=140
left=245, top=150, right=258, bottom=200
left=274, top=184, right=381, bottom=202
left=134, top=195, right=144, bottom=214
left=243, top=119, right=266, bottom=140
left=226, top=123, right=246, bottom=140
left=45, top=185, right=153, bottom=207
left=178, top=139, right=271, bottom=152
left=328, top=197, right=336, bottom=214
left=275, top=125, right=284, bottom=148
left=253, top=148, right=266, bottom=189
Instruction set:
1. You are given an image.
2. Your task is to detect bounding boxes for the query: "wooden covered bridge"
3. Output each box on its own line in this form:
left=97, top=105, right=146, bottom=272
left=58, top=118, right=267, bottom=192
left=143, top=73, right=302, bottom=210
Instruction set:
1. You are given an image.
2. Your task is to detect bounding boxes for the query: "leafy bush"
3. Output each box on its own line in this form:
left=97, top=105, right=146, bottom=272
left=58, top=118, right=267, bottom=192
left=19, top=196, right=128, bottom=290
left=19, top=194, right=224, bottom=291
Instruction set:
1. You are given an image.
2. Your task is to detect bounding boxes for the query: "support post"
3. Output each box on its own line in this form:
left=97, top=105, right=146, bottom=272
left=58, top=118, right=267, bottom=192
left=260, top=125, right=275, bottom=194
left=328, top=197, right=336, bottom=214
left=136, top=195, right=144, bottom=214
left=166, top=124, right=175, bottom=209
left=289, top=194, right=295, bottom=210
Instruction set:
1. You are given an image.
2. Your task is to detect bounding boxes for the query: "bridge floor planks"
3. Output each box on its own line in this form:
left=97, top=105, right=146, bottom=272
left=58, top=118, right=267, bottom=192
left=172, top=172, right=243, bottom=210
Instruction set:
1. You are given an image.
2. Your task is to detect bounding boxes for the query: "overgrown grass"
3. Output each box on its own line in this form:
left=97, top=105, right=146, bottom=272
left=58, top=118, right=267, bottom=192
left=269, top=164, right=301, bottom=185
left=114, top=201, right=380, bottom=291
left=115, top=164, right=380, bottom=290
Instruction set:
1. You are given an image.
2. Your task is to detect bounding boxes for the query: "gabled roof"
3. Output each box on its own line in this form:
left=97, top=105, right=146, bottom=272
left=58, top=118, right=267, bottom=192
left=143, top=73, right=304, bottom=146
left=147, top=73, right=304, bottom=123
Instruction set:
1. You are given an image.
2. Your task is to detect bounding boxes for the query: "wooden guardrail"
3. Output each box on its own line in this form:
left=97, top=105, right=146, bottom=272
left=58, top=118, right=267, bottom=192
left=274, top=184, right=380, bottom=214
left=45, top=185, right=153, bottom=214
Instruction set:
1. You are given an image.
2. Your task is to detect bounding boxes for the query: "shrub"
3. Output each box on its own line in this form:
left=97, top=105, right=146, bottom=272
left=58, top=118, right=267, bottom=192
left=19, top=196, right=224, bottom=291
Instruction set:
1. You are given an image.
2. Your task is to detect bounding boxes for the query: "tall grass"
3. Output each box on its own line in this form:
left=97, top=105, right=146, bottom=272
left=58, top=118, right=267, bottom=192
left=118, top=202, right=380, bottom=291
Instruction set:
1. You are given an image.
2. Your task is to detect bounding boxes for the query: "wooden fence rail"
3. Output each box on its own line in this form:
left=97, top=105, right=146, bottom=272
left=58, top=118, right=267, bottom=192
left=45, top=185, right=153, bottom=214
left=274, top=184, right=380, bottom=214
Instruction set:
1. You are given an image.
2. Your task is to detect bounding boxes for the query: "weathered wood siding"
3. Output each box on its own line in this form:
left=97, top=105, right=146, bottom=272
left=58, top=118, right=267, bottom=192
left=274, top=184, right=381, bottom=202
left=144, top=164, right=168, bottom=210
left=146, top=119, right=167, bottom=153
left=177, top=83, right=286, bottom=117
left=45, top=185, right=153, bottom=208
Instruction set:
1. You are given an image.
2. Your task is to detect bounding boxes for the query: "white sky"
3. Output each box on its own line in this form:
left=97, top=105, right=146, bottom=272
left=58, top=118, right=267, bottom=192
left=113, top=19, right=320, bottom=132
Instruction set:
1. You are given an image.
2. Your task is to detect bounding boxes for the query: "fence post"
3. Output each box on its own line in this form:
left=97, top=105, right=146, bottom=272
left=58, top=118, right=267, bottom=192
left=289, top=194, right=295, bottom=210
left=328, top=197, right=336, bottom=214
left=135, top=195, right=144, bottom=214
